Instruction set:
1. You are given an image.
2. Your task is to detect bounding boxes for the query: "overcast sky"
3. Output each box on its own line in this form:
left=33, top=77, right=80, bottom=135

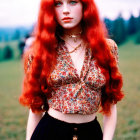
left=0, top=0, right=139, bottom=27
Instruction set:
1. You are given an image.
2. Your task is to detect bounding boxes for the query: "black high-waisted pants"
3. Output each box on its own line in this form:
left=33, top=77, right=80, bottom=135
left=31, top=112, right=103, bottom=140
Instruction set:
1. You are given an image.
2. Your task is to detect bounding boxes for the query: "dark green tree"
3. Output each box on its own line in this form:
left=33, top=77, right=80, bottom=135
left=128, top=13, right=137, bottom=35
left=136, top=11, right=140, bottom=31
left=112, top=13, right=126, bottom=44
left=104, top=18, right=113, bottom=38
left=3, top=45, right=13, bottom=59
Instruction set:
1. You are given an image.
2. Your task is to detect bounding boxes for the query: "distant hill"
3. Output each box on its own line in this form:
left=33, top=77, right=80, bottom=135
left=0, top=26, right=33, bottom=42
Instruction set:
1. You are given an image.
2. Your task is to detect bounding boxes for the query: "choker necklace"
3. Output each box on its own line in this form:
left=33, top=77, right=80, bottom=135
left=59, top=36, right=84, bottom=53
left=65, top=30, right=82, bottom=42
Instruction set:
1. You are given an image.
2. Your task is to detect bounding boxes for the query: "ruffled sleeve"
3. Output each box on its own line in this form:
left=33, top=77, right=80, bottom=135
left=23, top=49, right=34, bottom=74
left=106, top=39, right=119, bottom=65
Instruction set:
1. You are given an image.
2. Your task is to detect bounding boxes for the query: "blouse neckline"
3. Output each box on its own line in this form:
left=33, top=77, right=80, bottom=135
left=59, top=41, right=91, bottom=81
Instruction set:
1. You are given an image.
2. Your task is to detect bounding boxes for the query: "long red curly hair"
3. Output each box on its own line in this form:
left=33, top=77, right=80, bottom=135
left=19, top=0, right=124, bottom=115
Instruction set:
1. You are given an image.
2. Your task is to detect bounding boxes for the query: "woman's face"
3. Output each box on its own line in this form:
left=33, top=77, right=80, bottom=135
left=54, top=0, right=83, bottom=29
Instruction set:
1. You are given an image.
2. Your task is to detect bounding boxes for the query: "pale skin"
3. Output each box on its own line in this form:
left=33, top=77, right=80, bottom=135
left=26, top=105, right=117, bottom=140
left=26, top=0, right=117, bottom=139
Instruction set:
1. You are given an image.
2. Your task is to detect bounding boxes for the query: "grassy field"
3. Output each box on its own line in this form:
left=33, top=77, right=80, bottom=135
left=0, top=37, right=140, bottom=140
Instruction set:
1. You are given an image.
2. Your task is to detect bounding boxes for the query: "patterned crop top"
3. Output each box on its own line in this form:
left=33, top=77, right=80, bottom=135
left=46, top=39, right=119, bottom=115
left=25, top=39, right=119, bottom=115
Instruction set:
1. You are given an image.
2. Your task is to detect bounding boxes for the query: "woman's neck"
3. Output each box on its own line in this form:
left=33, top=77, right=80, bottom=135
left=62, top=24, right=83, bottom=43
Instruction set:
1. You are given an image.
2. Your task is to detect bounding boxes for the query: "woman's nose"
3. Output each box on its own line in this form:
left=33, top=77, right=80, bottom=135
left=63, top=4, right=70, bottom=15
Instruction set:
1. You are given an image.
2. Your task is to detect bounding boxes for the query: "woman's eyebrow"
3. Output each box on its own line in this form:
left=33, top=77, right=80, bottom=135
left=55, top=0, right=62, bottom=2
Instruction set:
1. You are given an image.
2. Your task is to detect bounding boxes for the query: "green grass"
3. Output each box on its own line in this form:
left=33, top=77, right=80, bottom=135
left=0, top=36, right=140, bottom=140
left=113, top=37, right=140, bottom=140
left=0, top=60, right=28, bottom=140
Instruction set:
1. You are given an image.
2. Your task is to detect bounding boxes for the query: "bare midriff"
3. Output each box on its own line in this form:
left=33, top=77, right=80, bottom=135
left=47, top=107, right=96, bottom=124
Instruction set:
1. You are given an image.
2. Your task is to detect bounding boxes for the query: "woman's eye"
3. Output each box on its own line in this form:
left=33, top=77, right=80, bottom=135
left=55, top=1, right=62, bottom=6
left=70, top=1, right=77, bottom=4
left=54, top=0, right=77, bottom=6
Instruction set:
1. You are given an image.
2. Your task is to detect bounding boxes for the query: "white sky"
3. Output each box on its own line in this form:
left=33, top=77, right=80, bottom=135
left=95, top=0, right=140, bottom=20
left=0, top=0, right=139, bottom=27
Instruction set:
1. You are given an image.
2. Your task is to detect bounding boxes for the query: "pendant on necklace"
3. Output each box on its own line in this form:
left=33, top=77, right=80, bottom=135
left=70, top=35, right=77, bottom=42
left=74, top=38, right=77, bottom=42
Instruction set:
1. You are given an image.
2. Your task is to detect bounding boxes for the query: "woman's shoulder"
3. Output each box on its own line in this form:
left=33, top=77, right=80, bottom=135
left=106, top=38, right=118, bottom=50
left=23, top=47, right=34, bottom=74
left=106, top=38, right=119, bottom=64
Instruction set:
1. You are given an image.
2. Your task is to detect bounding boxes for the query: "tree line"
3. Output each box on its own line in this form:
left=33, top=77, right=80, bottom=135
left=104, top=12, right=140, bottom=44
left=0, top=12, right=140, bottom=61
left=0, top=13, right=140, bottom=44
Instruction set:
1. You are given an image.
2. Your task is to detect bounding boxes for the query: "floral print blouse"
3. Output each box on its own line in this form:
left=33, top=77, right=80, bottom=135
left=25, top=39, right=118, bottom=114
left=46, top=39, right=119, bottom=115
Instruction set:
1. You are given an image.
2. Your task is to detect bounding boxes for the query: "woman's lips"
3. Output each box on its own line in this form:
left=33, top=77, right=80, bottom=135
left=62, top=17, right=73, bottom=20
left=62, top=17, right=73, bottom=22
left=63, top=19, right=72, bottom=22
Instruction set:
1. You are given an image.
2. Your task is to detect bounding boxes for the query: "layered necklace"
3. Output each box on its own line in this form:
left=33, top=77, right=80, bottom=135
left=65, top=40, right=83, bottom=53
left=59, top=30, right=84, bottom=53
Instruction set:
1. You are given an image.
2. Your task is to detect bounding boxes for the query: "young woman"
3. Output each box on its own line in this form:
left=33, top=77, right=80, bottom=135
left=19, top=0, right=124, bottom=139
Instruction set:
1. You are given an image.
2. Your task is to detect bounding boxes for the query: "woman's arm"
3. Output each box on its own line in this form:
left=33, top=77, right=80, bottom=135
left=103, top=104, right=117, bottom=140
left=26, top=109, right=44, bottom=140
